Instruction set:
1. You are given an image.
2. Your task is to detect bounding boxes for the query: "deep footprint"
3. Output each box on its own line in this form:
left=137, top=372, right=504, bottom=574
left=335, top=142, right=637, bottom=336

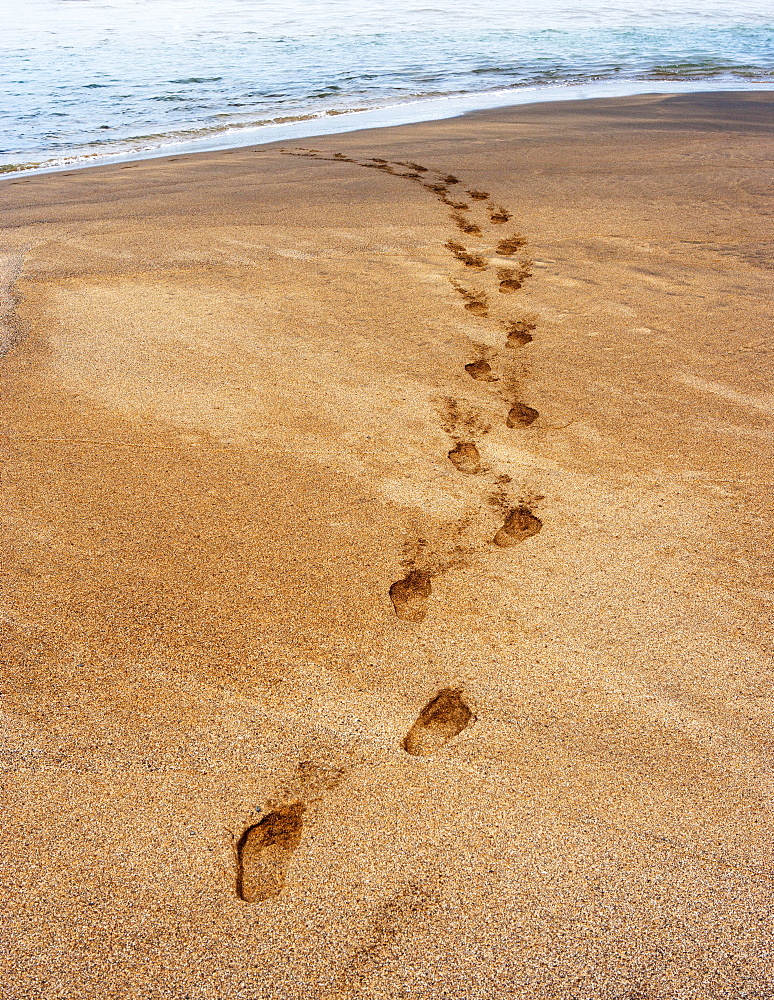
left=403, top=688, right=476, bottom=756
left=448, top=442, right=482, bottom=474
left=467, top=189, right=489, bottom=200
left=464, top=359, right=496, bottom=381
left=389, top=569, right=433, bottom=622
left=490, top=207, right=512, bottom=224
left=507, top=402, right=539, bottom=427
left=493, top=507, right=542, bottom=547
left=236, top=803, right=305, bottom=903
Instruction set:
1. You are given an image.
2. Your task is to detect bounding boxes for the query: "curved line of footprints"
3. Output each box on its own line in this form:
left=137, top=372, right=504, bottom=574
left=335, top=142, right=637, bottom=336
left=279, top=148, right=543, bottom=622
left=233, top=148, right=541, bottom=904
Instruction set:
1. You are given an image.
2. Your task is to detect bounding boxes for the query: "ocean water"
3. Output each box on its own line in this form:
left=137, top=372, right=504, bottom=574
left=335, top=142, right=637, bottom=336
left=1, top=0, right=772, bottom=174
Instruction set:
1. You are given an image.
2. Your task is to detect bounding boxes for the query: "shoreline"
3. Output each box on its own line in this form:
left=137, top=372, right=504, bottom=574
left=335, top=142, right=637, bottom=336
left=3, top=78, right=774, bottom=179
left=2, top=91, right=773, bottom=997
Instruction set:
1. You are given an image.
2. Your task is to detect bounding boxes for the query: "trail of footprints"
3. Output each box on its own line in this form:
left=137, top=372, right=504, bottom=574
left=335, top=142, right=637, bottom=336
left=280, top=148, right=546, bottom=621
left=233, top=148, right=544, bottom=904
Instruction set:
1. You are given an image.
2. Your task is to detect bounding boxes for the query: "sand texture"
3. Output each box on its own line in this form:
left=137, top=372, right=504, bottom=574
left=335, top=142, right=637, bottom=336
left=1, top=92, right=773, bottom=998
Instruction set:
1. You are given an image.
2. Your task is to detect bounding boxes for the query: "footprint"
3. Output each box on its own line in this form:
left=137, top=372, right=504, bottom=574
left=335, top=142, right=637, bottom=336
left=451, top=281, right=489, bottom=317
left=466, top=190, right=489, bottom=201
left=448, top=442, right=482, bottom=474
left=490, top=207, right=512, bottom=224
left=497, top=235, right=527, bottom=256
left=389, top=570, right=433, bottom=623
left=498, top=263, right=532, bottom=293
left=504, top=320, right=535, bottom=348
left=499, top=276, right=524, bottom=293
left=493, top=507, right=542, bottom=547
left=445, top=240, right=486, bottom=269
left=506, top=402, right=539, bottom=427
left=464, top=359, right=496, bottom=381
left=363, top=158, right=400, bottom=174
left=236, top=803, right=306, bottom=903
left=451, top=213, right=483, bottom=237
left=397, top=161, right=428, bottom=172
left=442, top=174, right=460, bottom=185
left=403, top=688, right=476, bottom=756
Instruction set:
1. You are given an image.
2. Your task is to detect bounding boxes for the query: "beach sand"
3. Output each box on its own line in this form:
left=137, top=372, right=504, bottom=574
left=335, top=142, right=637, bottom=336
left=1, top=91, right=772, bottom=998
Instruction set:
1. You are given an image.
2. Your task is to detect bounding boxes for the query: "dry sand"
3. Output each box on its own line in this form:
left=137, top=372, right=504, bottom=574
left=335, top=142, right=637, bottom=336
left=1, top=91, right=773, bottom=999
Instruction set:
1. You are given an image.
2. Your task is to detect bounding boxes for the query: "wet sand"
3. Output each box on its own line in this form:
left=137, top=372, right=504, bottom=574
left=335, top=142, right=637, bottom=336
left=1, top=91, right=773, bottom=998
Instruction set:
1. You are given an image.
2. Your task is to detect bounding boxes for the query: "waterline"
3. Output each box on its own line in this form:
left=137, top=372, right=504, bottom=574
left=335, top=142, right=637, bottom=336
left=3, top=79, right=773, bottom=178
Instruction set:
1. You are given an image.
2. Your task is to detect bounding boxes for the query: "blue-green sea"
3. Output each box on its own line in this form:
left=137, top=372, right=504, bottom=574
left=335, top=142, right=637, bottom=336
left=2, top=0, right=772, bottom=174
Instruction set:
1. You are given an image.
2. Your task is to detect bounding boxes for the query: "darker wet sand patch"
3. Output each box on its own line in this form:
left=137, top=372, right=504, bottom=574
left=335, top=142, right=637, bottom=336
left=440, top=397, right=491, bottom=439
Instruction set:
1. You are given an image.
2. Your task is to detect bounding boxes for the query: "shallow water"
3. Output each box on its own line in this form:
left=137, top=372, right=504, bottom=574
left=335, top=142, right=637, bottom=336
left=2, top=0, right=772, bottom=173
